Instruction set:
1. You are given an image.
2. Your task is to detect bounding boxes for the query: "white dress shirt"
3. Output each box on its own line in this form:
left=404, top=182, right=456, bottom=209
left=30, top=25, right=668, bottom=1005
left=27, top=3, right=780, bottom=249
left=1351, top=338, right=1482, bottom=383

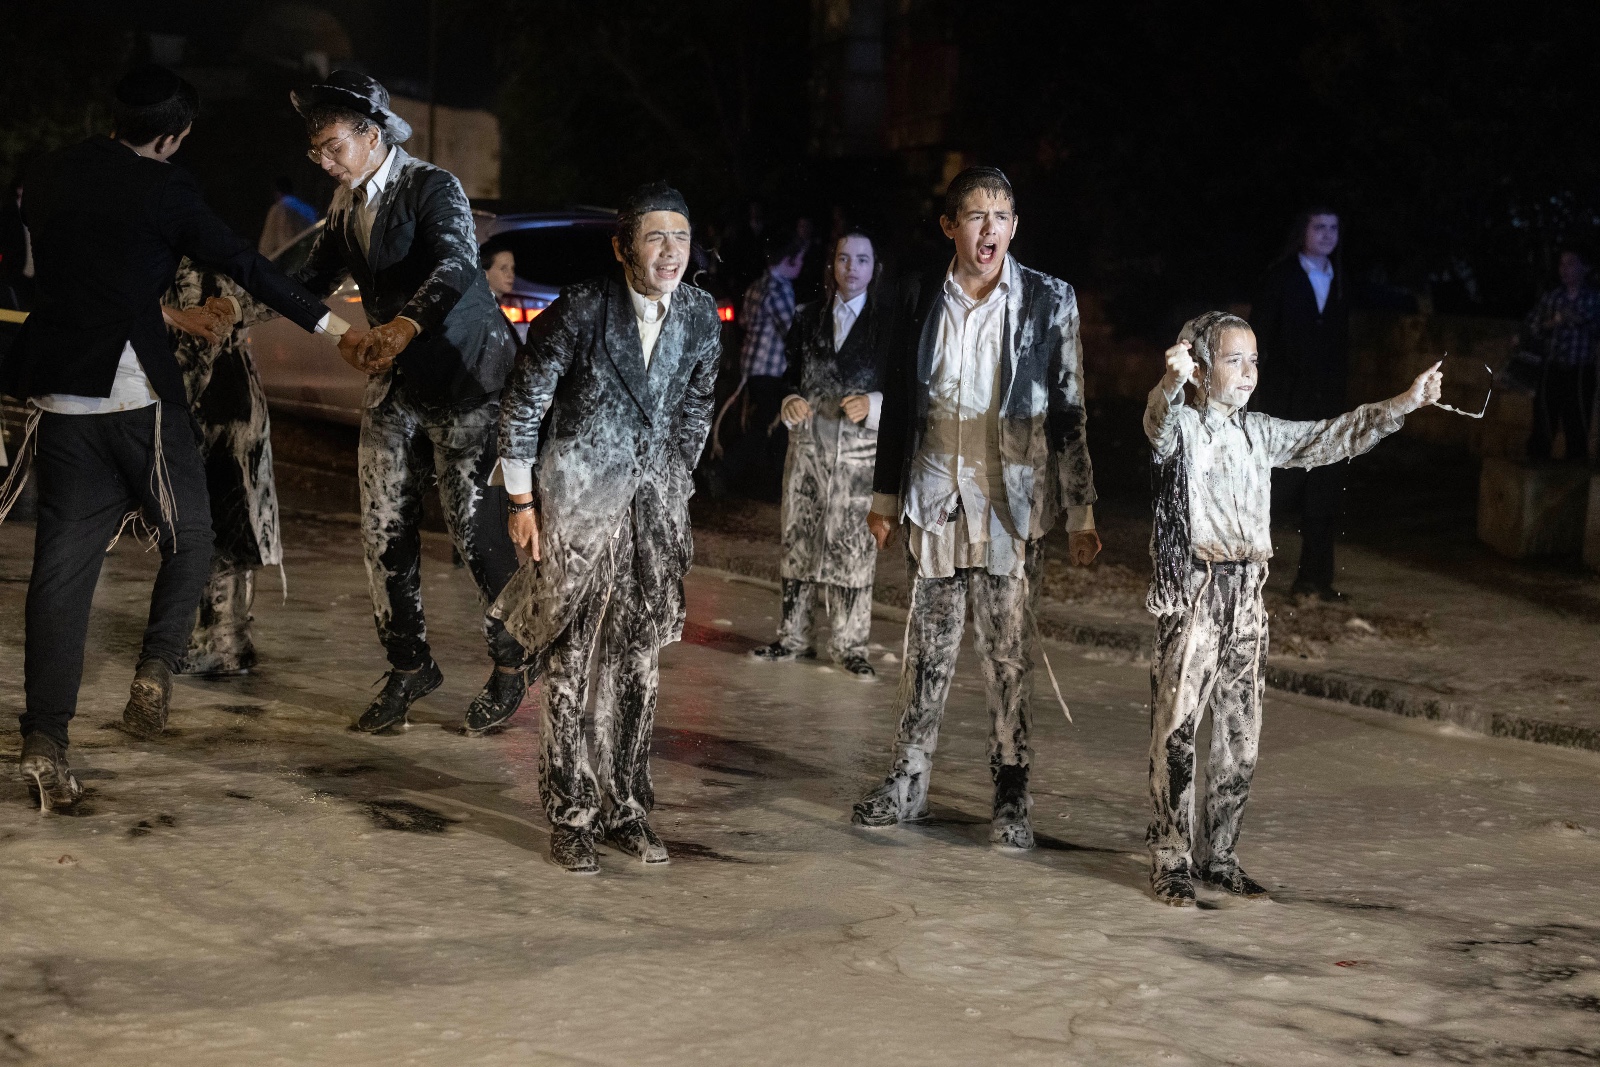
left=34, top=342, right=157, bottom=414
left=1299, top=252, right=1334, bottom=313
left=498, top=282, right=671, bottom=495
left=353, top=146, right=399, bottom=259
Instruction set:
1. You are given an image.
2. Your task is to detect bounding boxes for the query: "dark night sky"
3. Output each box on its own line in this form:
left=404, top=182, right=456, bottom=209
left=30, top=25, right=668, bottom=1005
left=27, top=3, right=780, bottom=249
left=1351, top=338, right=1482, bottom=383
left=4, top=0, right=1598, bottom=329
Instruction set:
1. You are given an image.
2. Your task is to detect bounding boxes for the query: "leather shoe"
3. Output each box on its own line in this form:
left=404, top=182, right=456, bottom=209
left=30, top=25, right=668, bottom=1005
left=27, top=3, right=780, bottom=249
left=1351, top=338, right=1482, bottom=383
left=122, top=658, right=172, bottom=739
left=550, top=825, right=599, bottom=873
left=353, top=660, right=443, bottom=734
left=604, top=818, right=670, bottom=863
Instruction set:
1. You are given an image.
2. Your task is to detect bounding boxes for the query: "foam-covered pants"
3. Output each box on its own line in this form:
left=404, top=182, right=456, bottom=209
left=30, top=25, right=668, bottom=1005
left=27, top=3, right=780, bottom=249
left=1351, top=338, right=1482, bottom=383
left=358, top=389, right=525, bottom=671
left=1147, top=560, right=1267, bottom=877
left=883, top=542, right=1041, bottom=785
left=184, top=555, right=255, bottom=666
left=775, top=578, right=872, bottom=662
left=539, top=509, right=660, bottom=833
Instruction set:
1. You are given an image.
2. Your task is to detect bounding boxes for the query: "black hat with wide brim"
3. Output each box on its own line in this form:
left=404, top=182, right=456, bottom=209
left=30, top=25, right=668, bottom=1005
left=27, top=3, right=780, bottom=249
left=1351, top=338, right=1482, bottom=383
left=291, top=70, right=412, bottom=144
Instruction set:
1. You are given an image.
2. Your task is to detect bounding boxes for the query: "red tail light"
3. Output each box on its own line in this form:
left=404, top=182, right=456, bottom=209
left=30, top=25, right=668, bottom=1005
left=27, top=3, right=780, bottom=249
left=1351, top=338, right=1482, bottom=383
left=501, top=305, right=543, bottom=324
left=718, top=305, right=735, bottom=323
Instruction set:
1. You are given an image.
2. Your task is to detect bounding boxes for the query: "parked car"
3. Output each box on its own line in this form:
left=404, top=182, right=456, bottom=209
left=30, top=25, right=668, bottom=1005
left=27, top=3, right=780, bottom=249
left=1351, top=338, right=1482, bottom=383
left=248, top=208, right=733, bottom=425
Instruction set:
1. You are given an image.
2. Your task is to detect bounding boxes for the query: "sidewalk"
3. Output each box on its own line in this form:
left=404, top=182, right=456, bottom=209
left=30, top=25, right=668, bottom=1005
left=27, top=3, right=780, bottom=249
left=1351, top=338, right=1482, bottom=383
left=689, top=492, right=1600, bottom=755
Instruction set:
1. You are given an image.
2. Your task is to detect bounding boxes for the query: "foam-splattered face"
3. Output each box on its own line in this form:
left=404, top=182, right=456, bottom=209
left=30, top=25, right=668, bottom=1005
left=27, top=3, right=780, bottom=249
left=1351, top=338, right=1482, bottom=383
left=939, top=188, right=1017, bottom=276
left=1207, top=326, right=1259, bottom=410
left=613, top=210, right=691, bottom=299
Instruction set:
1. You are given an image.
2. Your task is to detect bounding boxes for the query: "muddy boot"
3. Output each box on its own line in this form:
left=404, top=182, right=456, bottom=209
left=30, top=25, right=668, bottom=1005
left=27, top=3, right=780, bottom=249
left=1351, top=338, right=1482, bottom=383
left=1197, top=861, right=1270, bottom=899
left=836, top=654, right=876, bottom=679
left=550, top=825, right=599, bottom=874
left=851, top=744, right=932, bottom=827
left=19, top=733, right=84, bottom=814
left=122, top=658, right=172, bottom=740
left=1151, top=860, right=1196, bottom=907
left=604, top=817, right=670, bottom=864
left=461, top=665, right=528, bottom=737
left=353, top=660, right=443, bottom=734
left=990, top=764, right=1035, bottom=849
left=750, top=642, right=814, bottom=663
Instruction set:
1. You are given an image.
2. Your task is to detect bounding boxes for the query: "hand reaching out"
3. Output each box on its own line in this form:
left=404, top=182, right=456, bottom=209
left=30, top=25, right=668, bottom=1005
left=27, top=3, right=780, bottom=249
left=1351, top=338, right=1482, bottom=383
left=1399, top=360, right=1444, bottom=413
left=1163, top=340, right=1196, bottom=392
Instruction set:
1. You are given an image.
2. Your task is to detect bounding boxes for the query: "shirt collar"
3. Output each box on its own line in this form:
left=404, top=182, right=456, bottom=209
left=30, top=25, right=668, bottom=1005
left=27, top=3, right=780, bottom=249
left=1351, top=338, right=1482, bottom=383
left=628, top=283, right=671, bottom=324
left=359, top=146, right=398, bottom=202
left=943, top=254, right=1015, bottom=308
left=835, top=289, right=868, bottom=316
left=1298, top=252, right=1333, bottom=278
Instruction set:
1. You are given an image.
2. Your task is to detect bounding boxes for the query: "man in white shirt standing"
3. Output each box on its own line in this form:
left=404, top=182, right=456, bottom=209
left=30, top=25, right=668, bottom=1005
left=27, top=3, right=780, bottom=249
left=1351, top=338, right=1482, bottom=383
left=0, top=66, right=352, bottom=809
left=750, top=229, right=888, bottom=675
left=852, top=167, right=1102, bottom=850
left=492, top=183, right=722, bottom=873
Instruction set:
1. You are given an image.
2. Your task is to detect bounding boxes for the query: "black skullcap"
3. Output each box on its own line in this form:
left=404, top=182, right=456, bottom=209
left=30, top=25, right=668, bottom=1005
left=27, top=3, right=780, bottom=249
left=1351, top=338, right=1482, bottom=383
left=116, top=64, right=186, bottom=107
left=620, top=181, right=690, bottom=225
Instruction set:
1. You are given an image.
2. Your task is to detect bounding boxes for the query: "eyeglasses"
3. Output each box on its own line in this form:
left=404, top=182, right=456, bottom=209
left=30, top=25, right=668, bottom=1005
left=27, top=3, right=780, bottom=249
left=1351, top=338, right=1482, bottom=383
left=307, top=132, right=355, bottom=164
left=1432, top=356, right=1494, bottom=418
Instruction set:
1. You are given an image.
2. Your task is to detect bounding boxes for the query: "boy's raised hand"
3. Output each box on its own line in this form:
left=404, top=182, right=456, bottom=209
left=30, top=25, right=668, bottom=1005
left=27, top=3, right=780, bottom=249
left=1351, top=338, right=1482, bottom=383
left=1399, top=360, right=1444, bottom=413
left=1163, top=340, right=1196, bottom=391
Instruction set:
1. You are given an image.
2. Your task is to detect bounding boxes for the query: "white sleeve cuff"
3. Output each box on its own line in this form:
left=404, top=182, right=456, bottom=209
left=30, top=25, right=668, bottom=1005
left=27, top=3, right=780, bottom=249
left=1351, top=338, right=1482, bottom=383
left=871, top=492, right=900, bottom=519
left=316, top=311, right=352, bottom=337
left=495, top=458, right=534, bottom=495
left=1065, top=504, right=1095, bottom=533
left=864, top=390, right=883, bottom=432
left=221, top=294, right=243, bottom=324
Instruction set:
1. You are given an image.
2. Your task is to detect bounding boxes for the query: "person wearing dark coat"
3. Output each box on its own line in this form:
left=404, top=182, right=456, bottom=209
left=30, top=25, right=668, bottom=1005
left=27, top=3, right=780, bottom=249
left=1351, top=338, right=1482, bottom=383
left=1250, top=208, right=1352, bottom=601
left=0, top=66, right=352, bottom=810
left=750, top=230, right=888, bottom=675
left=289, top=71, right=528, bottom=738
left=162, top=258, right=285, bottom=676
left=491, top=182, right=722, bottom=874
left=851, top=168, right=1103, bottom=852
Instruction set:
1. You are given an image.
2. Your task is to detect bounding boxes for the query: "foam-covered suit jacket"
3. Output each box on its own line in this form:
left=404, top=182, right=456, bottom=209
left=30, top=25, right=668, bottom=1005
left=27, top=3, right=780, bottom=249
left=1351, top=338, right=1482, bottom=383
left=490, top=273, right=722, bottom=652
left=873, top=260, right=1096, bottom=541
left=292, top=146, right=515, bottom=407
left=779, top=291, right=888, bottom=588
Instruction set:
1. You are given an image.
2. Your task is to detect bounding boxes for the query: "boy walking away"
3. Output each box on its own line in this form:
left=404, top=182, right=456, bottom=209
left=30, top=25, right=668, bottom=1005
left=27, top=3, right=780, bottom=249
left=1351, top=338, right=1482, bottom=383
left=1144, top=311, right=1441, bottom=906
left=851, top=167, right=1102, bottom=851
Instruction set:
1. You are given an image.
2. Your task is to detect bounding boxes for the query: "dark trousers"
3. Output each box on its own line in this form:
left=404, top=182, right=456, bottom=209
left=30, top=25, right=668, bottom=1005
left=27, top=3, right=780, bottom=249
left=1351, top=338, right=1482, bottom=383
left=723, top=374, right=788, bottom=500
left=21, top=405, right=214, bottom=746
left=358, top=388, right=524, bottom=671
left=1272, top=464, right=1345, bottom=589
left=1529, top=362, right=1596, bottom=462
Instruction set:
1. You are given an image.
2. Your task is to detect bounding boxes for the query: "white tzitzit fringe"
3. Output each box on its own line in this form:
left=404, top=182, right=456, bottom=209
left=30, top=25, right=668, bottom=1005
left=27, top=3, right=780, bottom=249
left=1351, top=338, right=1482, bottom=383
left=107, top=401, right=180, bottom=554
left=0, top=404, right=42, bottom=527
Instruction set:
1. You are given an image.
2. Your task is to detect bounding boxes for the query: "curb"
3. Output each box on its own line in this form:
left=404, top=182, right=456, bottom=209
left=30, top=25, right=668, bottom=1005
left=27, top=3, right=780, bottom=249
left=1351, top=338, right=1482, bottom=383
left=692, top=541, right=1600, bottom=756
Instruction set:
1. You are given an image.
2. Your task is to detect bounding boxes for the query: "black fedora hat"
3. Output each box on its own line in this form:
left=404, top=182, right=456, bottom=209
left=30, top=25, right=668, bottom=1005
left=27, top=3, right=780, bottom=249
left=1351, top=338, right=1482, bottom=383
left=291, top=70, right=412, bottom=144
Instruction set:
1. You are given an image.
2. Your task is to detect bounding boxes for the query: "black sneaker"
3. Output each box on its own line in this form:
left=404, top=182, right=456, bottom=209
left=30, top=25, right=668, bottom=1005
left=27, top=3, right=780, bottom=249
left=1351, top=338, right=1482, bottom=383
left=550, top=825, right=599, bottom=874
left=604, top=817, right=670, bottom=863
left=122, top=658, right=172, bottom=739
left=750, top=642, right=814, bottom=663
left=837, top=655, right=876, bottom=679
left=1198, top=862, right=1271, bottom=899
left=352, top=660, right=443, bottom=734
left=461, top=666, right=528, bottom=737
left=1152, top=864, right=1197, bottom=907
left=19, top=733, right=84, bottom=813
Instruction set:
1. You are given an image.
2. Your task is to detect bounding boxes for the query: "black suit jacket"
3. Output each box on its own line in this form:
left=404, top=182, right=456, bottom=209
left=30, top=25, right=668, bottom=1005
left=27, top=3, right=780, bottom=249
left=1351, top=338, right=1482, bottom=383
left=1, top=137, right=327, bottom=406
left=782, top=290, right=889, bottom=400
left=873, top=260, right=1096, bottom=540
left=1251, top=256, right=1350, bottom=421
left=492, top=273, right=722, bottom=651
left=293, top=146, right=515, bottom=406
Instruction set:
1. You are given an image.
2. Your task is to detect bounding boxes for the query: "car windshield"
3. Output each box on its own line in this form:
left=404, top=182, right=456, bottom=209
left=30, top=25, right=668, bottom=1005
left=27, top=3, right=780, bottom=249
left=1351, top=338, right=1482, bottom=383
left=492, top=225, right=618, bottom=290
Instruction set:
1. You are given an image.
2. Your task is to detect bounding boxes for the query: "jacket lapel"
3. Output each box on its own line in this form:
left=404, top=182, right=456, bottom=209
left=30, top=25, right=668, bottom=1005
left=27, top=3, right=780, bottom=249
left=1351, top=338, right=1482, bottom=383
left=914, top=273, right=944, bottom=386
left=1000, top=258, right=1025, bottom=414
left=603, top=277, right=652, bottom=418
left=645, top=297, right=686, bottom=414
left=365, top=147, right=410, bottom=271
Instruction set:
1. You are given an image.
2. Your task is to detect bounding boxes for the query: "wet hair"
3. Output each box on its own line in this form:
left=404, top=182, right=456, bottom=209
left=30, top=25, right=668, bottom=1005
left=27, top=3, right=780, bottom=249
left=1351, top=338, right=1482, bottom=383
left=112, top=65, right=199, bottom=147
left=302, top=104, right=392, bottom=146
left=942, top=166, right=1015, bottom=221
left=1177, top=311, right=1254, bottom=408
